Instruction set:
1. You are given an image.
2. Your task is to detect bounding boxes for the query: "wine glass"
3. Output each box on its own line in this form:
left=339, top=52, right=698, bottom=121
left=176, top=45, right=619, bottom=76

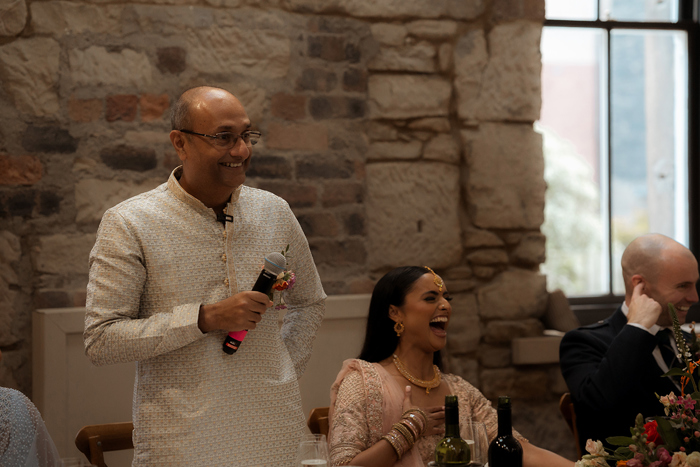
left=296, top=439, right=330, bottom=467
left=461, top=421, right=489, bottom=467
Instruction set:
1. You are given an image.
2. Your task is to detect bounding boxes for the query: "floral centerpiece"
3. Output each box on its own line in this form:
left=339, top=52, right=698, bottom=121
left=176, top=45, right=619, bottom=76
left=269, top=244, right=295, bottom=310
left=576, top=304, right=700, bottom=467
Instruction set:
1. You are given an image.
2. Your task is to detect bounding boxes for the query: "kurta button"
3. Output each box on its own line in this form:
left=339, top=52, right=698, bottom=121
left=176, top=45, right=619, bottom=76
left=221, top=254, right=227, bottom=262
left=224, top=278, right=229, bottom=286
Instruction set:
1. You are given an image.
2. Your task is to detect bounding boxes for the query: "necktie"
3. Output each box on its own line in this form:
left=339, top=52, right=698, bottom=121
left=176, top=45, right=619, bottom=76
left=657, top=328, right=682, bottom=370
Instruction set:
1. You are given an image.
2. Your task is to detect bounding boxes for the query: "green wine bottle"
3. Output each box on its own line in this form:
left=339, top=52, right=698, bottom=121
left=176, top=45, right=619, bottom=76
left=434, top=395, right=471, bottom=467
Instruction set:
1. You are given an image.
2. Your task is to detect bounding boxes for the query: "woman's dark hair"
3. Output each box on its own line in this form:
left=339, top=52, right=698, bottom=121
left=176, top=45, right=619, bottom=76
left=358, top=266, right=443, bottom=370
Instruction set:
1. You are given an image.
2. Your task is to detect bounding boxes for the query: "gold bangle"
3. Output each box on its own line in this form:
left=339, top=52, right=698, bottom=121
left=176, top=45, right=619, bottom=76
left=402, top=408, right=428, bottom=427
left=400, top=418, right=420, bottom=440
left=393, top=422, right=415, bottom=447
left=381, top=433, right=403, bottom=459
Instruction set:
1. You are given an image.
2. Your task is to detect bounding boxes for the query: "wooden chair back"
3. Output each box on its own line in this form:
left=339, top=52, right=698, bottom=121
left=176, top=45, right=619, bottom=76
left=559, top=393, right=582, bottom=460
left=307, top=406, right=330, bottom=438
left=75, top=422, right=134, bottom=467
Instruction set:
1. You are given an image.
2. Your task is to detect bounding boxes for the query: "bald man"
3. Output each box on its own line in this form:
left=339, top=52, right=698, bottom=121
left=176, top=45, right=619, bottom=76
left=560, top=234, right=699, bottom=453
left=85, top=86, right=326, bottom=466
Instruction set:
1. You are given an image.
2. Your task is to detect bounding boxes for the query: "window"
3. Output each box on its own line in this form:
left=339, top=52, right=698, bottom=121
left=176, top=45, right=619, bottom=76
left=538, top=1, right=698, bottom=321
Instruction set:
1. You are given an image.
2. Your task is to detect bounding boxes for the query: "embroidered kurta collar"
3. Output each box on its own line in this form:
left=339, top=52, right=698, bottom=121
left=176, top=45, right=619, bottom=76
left=167, top=166, right=242, bottom=214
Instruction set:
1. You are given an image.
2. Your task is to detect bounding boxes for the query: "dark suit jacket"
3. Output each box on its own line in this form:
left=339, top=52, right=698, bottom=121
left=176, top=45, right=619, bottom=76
left=559, top=306, right=680, bottom=454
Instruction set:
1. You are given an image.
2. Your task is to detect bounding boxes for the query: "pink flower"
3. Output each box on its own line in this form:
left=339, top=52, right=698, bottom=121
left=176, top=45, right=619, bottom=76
left=585, top=440, right=606, bottom=456
left=657, top=447, right=672, bottom=464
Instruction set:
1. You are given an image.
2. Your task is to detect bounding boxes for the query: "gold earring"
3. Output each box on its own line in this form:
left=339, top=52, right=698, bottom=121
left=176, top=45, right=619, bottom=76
left=394, top=321, right=404, bottom=337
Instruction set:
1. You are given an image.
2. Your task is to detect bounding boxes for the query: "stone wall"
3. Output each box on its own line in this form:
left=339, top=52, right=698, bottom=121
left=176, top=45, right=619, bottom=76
left=0, top=0, right=576, bottom=459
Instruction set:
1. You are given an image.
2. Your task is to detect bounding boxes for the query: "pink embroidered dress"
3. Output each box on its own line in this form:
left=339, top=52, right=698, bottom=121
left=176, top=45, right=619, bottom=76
left=328, top=359, right=525, bottom=467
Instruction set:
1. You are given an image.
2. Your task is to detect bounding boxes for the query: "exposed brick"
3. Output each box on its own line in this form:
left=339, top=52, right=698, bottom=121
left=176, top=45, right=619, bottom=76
left=345, top=42, right=361, bottom=63
left=39, top=190, right=61, bottom=216
left=68, top=97, right=102, bottom=123
left=491, top=0, right=544, bottom=22
left=342, top=211, right=365, bottom=235
left=266, top=122, right=328, bottom=151
left=296, top=155, right=354, bottom=180
left=247, top=154, right=293, bottom=179
left=0, top=155, right=42, bottom=185
left=322, top=181, right=364, bottom=207
left=140, top=93, right=170, bottom=122
left=309, top=238, right=367, bottom=265
left=6, top=189, right=36, bottom=217
left=270, top=93, right=306, bottom=121
left=22, top=126, right=78, bottom=154
left=309, top=96, right=365, bottom=120
left=257, top=181, right=317, bottom=208
left=297, top=68, right=337, bottom=92
left=297, top=212, right=340, bottom=237
left=106, top=94, right=138, bottom=122
left=308, top=35, right=346, bottom=62
left=343, top=68, right=368, bottom=92
left=35, top=290, right=71, bottom=309
left=100, top=145, right=157, bottom=172
left=157, top=47, right=187, bottom=74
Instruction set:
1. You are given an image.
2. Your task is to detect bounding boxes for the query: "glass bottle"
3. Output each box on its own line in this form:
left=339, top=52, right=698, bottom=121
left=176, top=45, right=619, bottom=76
left=434, top=395, right=471, bottom=466
left=487, top=396, right=523, bottom=467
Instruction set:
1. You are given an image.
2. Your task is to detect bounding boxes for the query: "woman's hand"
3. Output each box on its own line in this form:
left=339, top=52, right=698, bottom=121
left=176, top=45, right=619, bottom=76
left=401, top=386, right=445, bottom=437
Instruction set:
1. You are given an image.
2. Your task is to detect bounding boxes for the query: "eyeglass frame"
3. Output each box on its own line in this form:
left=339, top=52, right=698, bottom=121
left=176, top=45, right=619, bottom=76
left=177, top=129, right=262, bottom=147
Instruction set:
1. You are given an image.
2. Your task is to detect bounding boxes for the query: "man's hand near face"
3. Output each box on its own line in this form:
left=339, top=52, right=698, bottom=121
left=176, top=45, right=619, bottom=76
left=627, top=282, right=662, bottom=330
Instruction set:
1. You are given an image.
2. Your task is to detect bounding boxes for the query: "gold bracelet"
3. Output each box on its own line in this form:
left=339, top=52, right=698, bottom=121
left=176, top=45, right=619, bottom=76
left=401, top=409, right=427, bottom=436
left=400, top=417, right=420, bottom=440
left=402, top=408, right=428, bottom=427
left=381, top=433, right=403, bottom=459
left=393, top=422, right=415, bottom=447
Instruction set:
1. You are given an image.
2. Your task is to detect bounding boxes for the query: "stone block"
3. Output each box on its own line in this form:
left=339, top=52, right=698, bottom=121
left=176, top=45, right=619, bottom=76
left=124, top=131, right=170, bottom=145
left=235, top=83, right=267, bottom=124
left=39, top=191, right=61, bottom=216
left=342, top=68, right=367, bottom=92
left=297, top=212, right=340, bottom=237
left=478, top=269, right=547, bottom=320
left=187, top=27, right=289, bottom=79
left=22, top=126, right=78, bottom=154
left=368, top=75, right=451, bottom=119
left=478, top=344, right=512, bottom=368
left=256, top=181, right=317, bottom=208
left=307, top=35, right=349, bottom=62
left=439, top=43, right=453, bottom=72
left=473, top=266, right=496, bottom=280
left=156, top=47, right=186, bottom=74
left=69, top=97, right=102, bottom=123
left=423, top=134, right=460, bottom=164
left=370, top=23, right=407, bottom=46
left=463, top=123, right=544, bottom=229
left=100, top=145, right=157, bottom=172
left=511, top=232, right=546, bottom=266
left=446, top=357, right=478, bottom=386
left=480, top=367, right=550, bottom=400
left=512, top=336, right=561, bottom=365
left=309, top=238, right=367, bottom=265
left=406, top=20, right=458, bottom=40
left=0, top=155, right=42, bottom=185
left=4, top=189, right=35, bottom=217
left=446, top=293, right=480, bottom=354
left=0, top=230, right=20, bottom=264
left=140, top=94, right=170, bottom=122
left=247, top=154, right=293, bottom=179
left=31, top=1, right=121, bottom=35
left=321, top=181, right=364, bottom=207
left=365, top=123, right=398, bottom=142
left=342, top=211, right=365, bottom=236
left=367, top=141, right=421, bottom=161
left=463, top=226, right=505, bottom=248
left=367, top=42, right=436, bottom=73
left=297, top=68, right=337, bottom=92
left=106, top=94, right=138, bottom=122
left=266, top=122, right=328, bottom=151
left=296, top=155, right=354, bottom=179
left=32, top=233, right=97, bottom=275
left=407, top=118, right=450, bottom=133
left=0, top=0, right=26, bottom=36
left=467, top=249, right=509, bottom=265
left=491, top=0, right=545, bottom=23
left=309, top=96, right=365, bottom=120
left=74, top=178, right=162, bottom=224
left=367, top=162, right=461, bottom=269
left=70, top=46, right=153, bottom=87
left=0, top=37, right=59, bottom=116
left=454, top=29, right=488, bottom=122
left=271, top=93, right=306, bottom=121
left=283, top=0, right=483, bottom=20
left=475, top=21, right=542, bottom=122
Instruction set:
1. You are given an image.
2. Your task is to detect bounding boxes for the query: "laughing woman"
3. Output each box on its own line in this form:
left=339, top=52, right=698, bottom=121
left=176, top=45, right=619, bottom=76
left=327, top=266, right=574, bottom=467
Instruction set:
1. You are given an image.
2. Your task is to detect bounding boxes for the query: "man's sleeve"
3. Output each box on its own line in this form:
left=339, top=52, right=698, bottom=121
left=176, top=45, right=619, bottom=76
left=559, top=324, right=658, bottom=411
left=279, top=206, right=326, bottom=379
left=84, top=209, right=204, bottom=366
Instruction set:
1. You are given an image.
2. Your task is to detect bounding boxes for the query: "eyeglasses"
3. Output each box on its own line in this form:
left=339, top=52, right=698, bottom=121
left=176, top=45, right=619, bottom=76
left=178, top=129, right=262, bottom=148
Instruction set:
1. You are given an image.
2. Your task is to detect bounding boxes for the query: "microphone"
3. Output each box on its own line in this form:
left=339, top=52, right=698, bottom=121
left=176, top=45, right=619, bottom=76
left=222, top=252, right=287, bottom=354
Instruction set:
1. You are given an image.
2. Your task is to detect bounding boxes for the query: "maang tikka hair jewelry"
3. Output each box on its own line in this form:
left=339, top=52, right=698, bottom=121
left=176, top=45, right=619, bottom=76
left=394, top=321, right=404, bottom=337
left=424, top=266, right=443, bottom=291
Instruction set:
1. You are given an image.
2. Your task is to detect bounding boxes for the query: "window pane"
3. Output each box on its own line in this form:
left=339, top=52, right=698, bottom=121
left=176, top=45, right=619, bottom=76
left=546, top=1, right=597, bottom=21
left=610, top=29, right=689, bottom=293
left=600, top=0, right=678, bottom=22
left=539, top=28, right=608, bottom=296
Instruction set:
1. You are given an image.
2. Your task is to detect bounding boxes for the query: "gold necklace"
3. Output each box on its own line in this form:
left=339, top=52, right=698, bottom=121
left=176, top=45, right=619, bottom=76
left=392, top=354, right=441, bottom=394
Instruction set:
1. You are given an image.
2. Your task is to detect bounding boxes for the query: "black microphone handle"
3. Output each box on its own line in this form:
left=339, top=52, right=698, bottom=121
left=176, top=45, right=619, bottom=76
left=222, top=268, right=280, bottom=354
